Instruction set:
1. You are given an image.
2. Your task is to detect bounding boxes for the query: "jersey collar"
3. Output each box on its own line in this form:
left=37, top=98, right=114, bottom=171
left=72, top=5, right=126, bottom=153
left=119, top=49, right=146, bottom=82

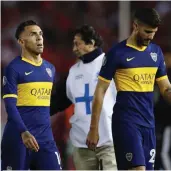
left=21, top=56, right=43, bottom=66
left=125, top=39, right=147, bottom=51
left=126, top=43, right=147, bottom=51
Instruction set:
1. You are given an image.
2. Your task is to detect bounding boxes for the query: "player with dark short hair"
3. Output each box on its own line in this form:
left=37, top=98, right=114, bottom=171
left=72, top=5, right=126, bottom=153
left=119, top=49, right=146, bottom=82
left=86, top=8, right=171, bottom=170
left=1, top=20, right=61, bottom=170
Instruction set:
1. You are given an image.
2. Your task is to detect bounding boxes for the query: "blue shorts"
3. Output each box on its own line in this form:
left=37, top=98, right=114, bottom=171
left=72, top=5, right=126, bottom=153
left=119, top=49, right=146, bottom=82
left=1, top=131, right=62, bottom=170
left=112, top=121, right=156, bottom=170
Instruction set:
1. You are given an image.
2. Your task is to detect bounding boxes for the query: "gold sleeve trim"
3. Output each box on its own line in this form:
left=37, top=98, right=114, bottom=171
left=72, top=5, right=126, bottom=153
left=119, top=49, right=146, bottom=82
left=98, top=76, right=111, bottom=83
left=3, top=94, right=18, bottom=99
left=156, top=75, right=168, bottom=81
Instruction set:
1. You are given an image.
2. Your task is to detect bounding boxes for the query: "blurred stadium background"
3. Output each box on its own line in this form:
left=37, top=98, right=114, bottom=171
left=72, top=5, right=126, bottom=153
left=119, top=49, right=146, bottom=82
left=1, top=1, right=171, bottom=170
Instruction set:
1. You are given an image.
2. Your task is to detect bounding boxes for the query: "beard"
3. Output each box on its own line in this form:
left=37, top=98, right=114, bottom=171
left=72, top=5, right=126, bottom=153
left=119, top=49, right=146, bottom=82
left=137, top=34, right=151, bottom=46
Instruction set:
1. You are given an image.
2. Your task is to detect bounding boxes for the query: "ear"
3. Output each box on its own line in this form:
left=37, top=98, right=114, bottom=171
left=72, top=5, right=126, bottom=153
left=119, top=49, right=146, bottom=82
left=18, top=38, right=24, bottom=46
left=133, top=21, right=138, bottom=31
left=133, top=22, right=137, bottom=30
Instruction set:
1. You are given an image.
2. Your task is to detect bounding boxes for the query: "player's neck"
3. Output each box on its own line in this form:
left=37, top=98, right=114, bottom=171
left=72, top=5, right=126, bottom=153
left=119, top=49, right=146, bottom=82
left=21, top=50, right=42, bottom=64
left=127, top=33, right=144, bottom=49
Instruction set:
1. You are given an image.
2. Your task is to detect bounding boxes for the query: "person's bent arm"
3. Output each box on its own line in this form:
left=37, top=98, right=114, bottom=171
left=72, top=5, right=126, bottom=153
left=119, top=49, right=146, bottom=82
left=156, top=47, right=171, bottom=104
left=157, top=77, right=171, bottom=104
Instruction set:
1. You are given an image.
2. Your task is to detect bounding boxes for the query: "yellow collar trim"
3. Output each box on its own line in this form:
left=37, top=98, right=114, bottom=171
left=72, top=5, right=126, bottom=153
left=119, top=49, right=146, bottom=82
left=126, top=43, right=147, bottom=51
left=22, top=57, right=43, bottom=66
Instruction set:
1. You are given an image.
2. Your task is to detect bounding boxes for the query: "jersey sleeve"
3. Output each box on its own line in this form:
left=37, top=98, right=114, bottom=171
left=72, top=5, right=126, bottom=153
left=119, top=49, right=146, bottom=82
left=3, top=65, right=27, bottom=133
left=3, top=65, right=18, bottom=98
left=156, top=47, right=167, bottom=81
left=99, top=47, right=118, bottom=83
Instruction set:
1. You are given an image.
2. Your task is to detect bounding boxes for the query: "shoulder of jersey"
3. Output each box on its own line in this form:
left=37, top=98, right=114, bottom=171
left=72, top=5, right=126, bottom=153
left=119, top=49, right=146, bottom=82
left=151, top=43, right=160, bottom=50
left=6, top=56, right=22, bottom=69
left=109, top=40, right=126, bottom=53
left=98, top=52, right=105, bottom=59
left=43, top=59, right=55, bottom=68
left=69, top=60, right=81, bottom=72
left=148, top=43, right=161, bottom=53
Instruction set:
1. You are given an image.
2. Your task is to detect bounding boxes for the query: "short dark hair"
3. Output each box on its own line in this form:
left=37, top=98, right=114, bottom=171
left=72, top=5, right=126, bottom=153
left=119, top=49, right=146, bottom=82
left=133, top=8, right=161, bottom=28
left=73, top=25, right=103, bottom=47
left=15, top=20, right=38, bottom=40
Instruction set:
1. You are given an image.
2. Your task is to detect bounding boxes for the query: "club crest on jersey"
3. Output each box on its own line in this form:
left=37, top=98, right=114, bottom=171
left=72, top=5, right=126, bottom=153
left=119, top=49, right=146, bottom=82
left=150, top=52, right=157, bottom=62
left=126, top=153, right=133, bottom=161
left=46, top=68, right=52, bottom=77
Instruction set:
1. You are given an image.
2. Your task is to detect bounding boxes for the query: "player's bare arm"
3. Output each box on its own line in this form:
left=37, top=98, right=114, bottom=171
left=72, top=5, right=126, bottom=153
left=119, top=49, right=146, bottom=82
left=86, top=78, right=110, bottom=150
left=157, top=77, right=171, bottom=104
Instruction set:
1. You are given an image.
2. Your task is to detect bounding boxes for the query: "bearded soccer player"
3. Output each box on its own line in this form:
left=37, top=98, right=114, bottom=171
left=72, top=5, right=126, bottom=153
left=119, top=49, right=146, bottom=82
left=1, top=20, right=61, bottom=170
left=86, top=8, right=171, bottom=170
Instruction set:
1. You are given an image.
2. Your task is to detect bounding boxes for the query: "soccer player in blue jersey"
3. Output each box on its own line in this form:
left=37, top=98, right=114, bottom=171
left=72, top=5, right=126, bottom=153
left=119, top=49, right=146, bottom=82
left=86, top=8, right=171, bottom=170
left=1, top=20, right=61, bottom=170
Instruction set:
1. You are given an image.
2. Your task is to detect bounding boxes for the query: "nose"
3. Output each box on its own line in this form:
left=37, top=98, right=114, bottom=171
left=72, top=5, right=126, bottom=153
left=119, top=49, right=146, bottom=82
left=73, top=45, right=77, bottom=52
left=148, top=33, right=155, bottom=40
left=37, top=35, right=42, bottom=41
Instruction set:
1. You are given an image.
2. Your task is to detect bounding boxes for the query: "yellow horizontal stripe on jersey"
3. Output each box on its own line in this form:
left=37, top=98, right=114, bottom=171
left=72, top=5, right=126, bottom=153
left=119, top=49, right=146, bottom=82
left=115, top=67, right=158, bottom=92
left=156, top=75, right=168, bottom=82
left=3, top=94, right=18, bottom=99
left=98, top=76, right=111, bottom=83
left=17, top=82, right=53, bottom=106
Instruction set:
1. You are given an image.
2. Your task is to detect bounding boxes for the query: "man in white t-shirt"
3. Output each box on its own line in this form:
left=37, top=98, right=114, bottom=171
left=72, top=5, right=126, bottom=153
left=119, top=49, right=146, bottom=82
left=66, top=25, right=117, bottom=170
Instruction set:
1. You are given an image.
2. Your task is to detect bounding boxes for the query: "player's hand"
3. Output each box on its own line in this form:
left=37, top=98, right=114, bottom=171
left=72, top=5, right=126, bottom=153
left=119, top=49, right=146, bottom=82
left=21, top=131, right=39, bottom=152
left=86, top=128, right=99, bottom=151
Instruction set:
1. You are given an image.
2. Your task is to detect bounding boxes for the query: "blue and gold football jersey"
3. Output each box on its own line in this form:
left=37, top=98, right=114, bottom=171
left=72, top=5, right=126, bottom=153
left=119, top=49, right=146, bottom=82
left=3, top=56, right=55, bottom=142
left=99, top=40, right=167, bottom=127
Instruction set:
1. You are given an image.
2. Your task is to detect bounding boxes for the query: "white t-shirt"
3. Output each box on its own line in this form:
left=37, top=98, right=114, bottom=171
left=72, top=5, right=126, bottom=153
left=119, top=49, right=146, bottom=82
left=66, top=53, right=117, bottom=148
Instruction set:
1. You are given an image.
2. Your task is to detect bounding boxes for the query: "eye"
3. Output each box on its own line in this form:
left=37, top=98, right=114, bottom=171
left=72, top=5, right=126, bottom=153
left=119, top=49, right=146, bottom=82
left=144, top=30, right=155, bottom=34
left=30, top=32, right=36, bottom=36
left=30, top=33, right=34, bottom=36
